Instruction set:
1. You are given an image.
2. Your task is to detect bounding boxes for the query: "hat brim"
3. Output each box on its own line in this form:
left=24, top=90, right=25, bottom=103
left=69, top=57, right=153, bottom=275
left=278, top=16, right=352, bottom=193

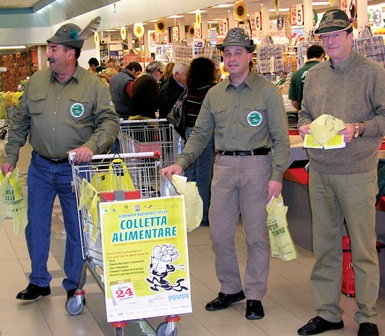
left=314, top=23, right=352, bottom=35
left=47, top=36, right=83, bottom=49
left=216, top=43, right=256, bottom=53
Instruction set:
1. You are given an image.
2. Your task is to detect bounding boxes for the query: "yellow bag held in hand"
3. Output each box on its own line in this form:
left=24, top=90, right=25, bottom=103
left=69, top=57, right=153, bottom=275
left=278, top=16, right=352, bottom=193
left=0, top=168, right=27, bottom=235
left=266, top=194, right=298, bottom=261
left=91, top=158, right=135, bottom=192
left=172, top=175, right=203, bottom=232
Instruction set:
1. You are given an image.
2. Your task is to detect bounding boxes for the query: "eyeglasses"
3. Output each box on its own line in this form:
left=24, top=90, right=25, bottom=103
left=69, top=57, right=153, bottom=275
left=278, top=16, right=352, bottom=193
left=157, top=69, right=164, bottom=75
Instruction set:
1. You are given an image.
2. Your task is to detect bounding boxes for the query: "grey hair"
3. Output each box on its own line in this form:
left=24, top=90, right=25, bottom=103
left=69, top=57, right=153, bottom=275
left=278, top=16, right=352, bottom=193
left=146, top=60, right=163, bottom=73
left=173, top=61, right=189, bottom=75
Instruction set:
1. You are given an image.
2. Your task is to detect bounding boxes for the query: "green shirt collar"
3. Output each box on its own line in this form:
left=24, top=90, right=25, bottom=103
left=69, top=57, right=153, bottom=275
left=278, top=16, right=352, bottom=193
left=225, top=71, right=255, bottom=90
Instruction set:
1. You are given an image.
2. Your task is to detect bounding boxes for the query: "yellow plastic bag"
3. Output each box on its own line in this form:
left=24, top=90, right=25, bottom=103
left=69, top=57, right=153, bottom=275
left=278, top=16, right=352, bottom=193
left=310, top=114, right=346, bottom=146
left=0, top=168, right=27, bottom=235
left=266, top=194, right=298, bottom=261
left=172, top=175, right=203, bottom=232
left=91, top=158, right=135, bottom=192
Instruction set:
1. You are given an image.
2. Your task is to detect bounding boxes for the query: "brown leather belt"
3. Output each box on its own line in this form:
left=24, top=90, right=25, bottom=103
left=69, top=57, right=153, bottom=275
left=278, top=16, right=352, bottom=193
left=218, top=148, right=271, bottom=156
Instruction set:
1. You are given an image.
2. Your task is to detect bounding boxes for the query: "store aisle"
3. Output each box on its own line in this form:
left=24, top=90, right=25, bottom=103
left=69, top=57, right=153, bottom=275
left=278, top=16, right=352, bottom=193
left=0, top=142, right=384, bottom=336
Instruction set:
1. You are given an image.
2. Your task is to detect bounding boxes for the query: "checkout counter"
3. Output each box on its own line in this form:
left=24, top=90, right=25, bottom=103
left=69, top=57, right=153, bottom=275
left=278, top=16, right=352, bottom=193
left=285, top=133, right=385, bottom=289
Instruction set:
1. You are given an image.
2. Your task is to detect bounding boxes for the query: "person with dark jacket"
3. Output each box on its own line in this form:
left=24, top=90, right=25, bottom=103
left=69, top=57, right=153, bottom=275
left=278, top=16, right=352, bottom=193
left=109, top=62, right=142, bottom=120
left=159, top=61, right=189, bottom=119
left=184, top=57, right=217, bottom=226
left=131, top=61, right=164, bottom=119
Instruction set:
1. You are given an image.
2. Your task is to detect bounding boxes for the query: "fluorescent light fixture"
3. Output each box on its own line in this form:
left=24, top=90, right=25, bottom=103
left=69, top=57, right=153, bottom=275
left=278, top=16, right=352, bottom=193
left=167, top=15, right=183, bottom=18
left=313, top=2, right=331, bottom=5
left=188, top=10, right=207, bottom=14
left=212, top=4, right=233, bottom=8
left=269, top=8, right=289, bottom=12
left=0, top=46, right=27, bottom=50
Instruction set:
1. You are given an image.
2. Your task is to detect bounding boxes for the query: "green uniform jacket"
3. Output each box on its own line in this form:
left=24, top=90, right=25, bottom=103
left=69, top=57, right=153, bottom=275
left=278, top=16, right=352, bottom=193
left=5, top=65, right=120, bottom=166
left=175, top=71, right=290, bottom=183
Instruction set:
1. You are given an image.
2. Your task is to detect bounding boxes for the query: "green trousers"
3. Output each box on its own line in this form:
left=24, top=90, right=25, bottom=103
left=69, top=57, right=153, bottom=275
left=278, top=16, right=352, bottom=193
left=309, top=169, right=379, bottom=324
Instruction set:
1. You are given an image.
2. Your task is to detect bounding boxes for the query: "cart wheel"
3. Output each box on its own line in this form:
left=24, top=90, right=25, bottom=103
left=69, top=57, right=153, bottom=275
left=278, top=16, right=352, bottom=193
left=156, top=322, right=177, bottom=336
left=114, top=327, right=124, bottom=336
left=65, top=296, right=84, bottom=316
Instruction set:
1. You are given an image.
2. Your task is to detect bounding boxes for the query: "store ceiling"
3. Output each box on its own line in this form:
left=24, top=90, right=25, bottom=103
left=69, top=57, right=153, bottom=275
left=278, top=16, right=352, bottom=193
left=0, top=0, right=384, bottom=31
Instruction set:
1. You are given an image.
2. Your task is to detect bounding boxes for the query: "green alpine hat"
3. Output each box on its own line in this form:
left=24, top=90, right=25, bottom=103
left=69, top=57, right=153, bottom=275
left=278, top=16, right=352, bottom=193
left=315, top=9, right=352, bottom=35
left=216, top=28, right=256, bottom=53
left=47, top=23, right=84, bottom=49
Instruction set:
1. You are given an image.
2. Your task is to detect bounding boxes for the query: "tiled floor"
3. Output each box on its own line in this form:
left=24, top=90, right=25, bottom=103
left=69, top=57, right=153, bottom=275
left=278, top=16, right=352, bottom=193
left=0, top=142, right=384, bottom=336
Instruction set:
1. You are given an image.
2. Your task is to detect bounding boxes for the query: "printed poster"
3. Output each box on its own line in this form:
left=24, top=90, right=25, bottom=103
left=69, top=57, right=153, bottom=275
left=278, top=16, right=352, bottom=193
left=99, top=196, right=191, bottom=322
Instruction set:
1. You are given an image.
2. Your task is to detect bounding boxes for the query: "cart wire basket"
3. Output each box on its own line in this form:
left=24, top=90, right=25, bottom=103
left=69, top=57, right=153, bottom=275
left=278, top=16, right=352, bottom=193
left=119, top=118, right=184, bottom=168
left=69, top=152, right=184, bottom=336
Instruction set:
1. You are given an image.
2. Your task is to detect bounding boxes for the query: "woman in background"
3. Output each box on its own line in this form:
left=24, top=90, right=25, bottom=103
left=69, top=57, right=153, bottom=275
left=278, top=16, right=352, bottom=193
left=184, top=57, right=217, bottom=226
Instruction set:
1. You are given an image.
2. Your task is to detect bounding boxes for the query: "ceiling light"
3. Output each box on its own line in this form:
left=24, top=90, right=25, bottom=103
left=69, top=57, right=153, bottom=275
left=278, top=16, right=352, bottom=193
left=313, top=2, right=331, bottom=5
left=212, top=4, right=233, bottom=8
left=188, top=10, right=206, bottom=14
left=269, top=8, right=289, bottom=12
left=0, top=46, right=27, bottom=49
left=167, top=15, right=183, bottom=18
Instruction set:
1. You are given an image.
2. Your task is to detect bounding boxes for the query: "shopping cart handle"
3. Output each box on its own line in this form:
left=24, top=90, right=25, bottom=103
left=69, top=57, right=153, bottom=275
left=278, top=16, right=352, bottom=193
left=68, top=152, right=161, bottom=162
left=119, top=118, right=168, bottom=125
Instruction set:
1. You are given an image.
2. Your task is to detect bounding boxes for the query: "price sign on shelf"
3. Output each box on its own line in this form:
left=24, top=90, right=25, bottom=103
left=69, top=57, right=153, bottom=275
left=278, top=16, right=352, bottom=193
left=296, top=4, right=304, bottom=26
left=368, top=6, right=383, bottom=28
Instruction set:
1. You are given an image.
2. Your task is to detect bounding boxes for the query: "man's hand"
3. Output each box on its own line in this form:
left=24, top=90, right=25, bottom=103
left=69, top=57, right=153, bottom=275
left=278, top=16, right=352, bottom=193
left=67, top=146, right=94, bottom=163
left=298, top=124, right=310, bottom=140
left=339, top=123, right=354, bottom=143
left=1, top=162, right=15, bottom=176
left=267, top=180, right=282, bottom=201
left=161, top=164, right=183, bottom=180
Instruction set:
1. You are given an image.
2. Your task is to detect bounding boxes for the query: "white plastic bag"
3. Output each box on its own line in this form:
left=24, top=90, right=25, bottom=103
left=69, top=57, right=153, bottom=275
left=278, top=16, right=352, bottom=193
left=266, top=194, right=298, bottom=261
left=310, top=114, right=346, bottom=146
left=0, top=168, right=27, bottom=235
left=172, top=175, right=203, bottom=232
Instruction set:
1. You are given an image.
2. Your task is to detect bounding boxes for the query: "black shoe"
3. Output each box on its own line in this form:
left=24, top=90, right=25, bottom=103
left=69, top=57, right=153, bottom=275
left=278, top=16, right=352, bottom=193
left=358, top=323, right=379, bottom=336
left=245, top=300, right=264, bottom=320
left=67, top=289, right=76, bottom=300
left=298, top=316, right=344, bottom=335
left=16, top=283, right=51, bottom=300
left=205, top=291, right=245, bottom=311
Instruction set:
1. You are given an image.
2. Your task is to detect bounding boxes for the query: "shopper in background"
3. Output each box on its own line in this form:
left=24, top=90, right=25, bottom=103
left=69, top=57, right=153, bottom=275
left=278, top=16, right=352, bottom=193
left=183, top=57, right=217, bottom=227
left=297, top=9, right=385, bottom=336
left=109, top=61, right=143, bottom=153
left=106, top=58, right=121, bottom=73
left=160, top=62, right=175, bottom=87
left=29, top=62, right=39, bottom=77
left=131, top=60, right=164, bottom=119
left=289, top=45, right=325, bottom=111
left=2, top=21, right=119, bottom=303
left=161, top=28, right=290, bottom=320
left=126, top=61, right=143, bottom=79
left=97, top=67, right=119, bottom=87
left=88, top=57, right=100, bottom=73
left=159, top=61, right=189, bottom=119
left=110, top=61, right=143, bottom=120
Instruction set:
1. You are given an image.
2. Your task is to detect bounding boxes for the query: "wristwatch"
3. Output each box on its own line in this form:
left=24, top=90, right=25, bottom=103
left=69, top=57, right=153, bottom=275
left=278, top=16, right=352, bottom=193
left=353, top=123, right=359, bottom=138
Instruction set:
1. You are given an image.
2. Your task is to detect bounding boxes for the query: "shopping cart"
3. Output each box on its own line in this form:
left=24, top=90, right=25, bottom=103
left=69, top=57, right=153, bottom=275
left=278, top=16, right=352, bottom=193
left=68, top=152, right=191, bottom=336
left=118, top=119, right=184, bottom=168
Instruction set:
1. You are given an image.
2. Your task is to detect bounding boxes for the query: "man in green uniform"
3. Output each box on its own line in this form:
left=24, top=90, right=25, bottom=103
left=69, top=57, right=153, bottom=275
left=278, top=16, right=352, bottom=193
left=162, top=28, right=290, bottom=320
left=2, top=20, right=119, bottom=302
